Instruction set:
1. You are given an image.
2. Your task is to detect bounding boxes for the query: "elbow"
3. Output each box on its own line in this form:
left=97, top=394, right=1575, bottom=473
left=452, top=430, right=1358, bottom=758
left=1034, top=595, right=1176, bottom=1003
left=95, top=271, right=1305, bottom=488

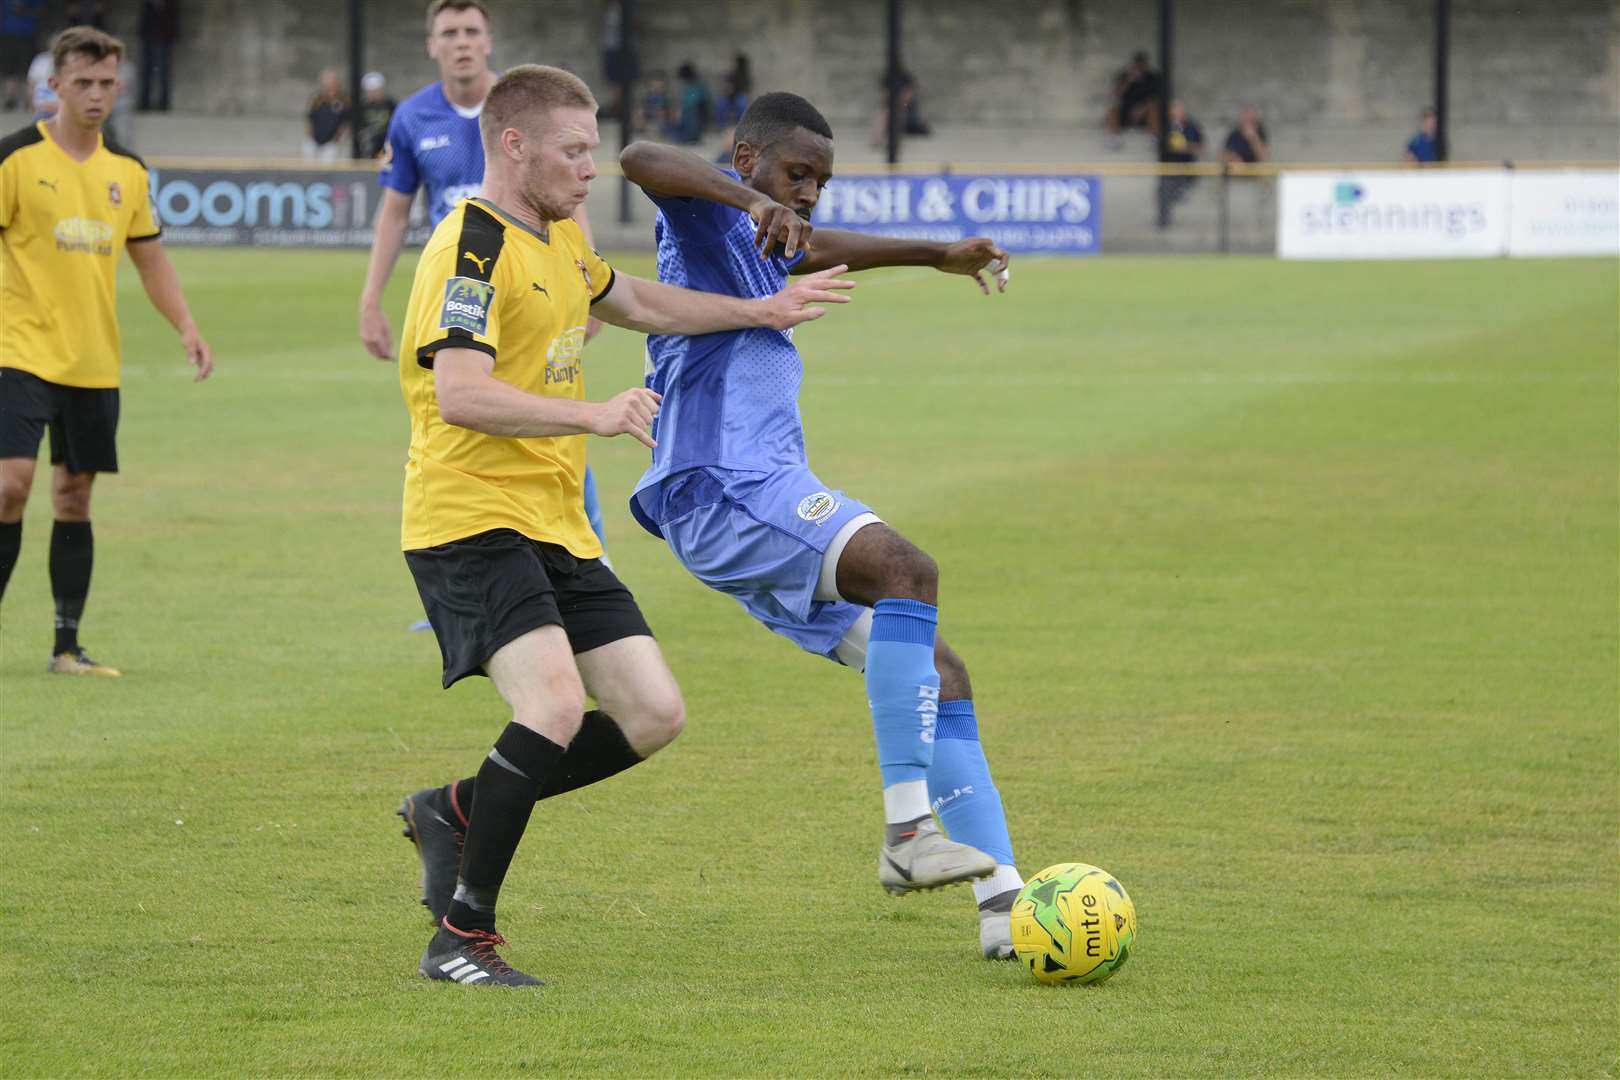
left=619, top=141, right=654, bottom=170
left=436, top=379, right=475, bottom=430
left=619, top=142, right=656, bottom=184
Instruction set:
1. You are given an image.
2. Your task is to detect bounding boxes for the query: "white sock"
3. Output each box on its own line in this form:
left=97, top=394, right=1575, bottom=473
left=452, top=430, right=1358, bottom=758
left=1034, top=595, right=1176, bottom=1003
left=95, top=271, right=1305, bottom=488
left=972, top=864, right=1024, bottom=906
left=882, top=779, right=930, bottom=824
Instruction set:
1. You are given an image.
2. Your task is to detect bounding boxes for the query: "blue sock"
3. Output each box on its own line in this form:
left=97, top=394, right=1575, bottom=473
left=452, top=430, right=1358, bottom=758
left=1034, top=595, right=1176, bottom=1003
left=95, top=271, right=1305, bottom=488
left=865, top=599, right=940, bottom=795
left=927, top=699, right=1016, bottom=866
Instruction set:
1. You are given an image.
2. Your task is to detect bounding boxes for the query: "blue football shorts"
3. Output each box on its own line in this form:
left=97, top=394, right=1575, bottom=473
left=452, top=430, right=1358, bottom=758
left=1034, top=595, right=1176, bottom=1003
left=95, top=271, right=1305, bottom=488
left=634, top=465, right=876, bottom=660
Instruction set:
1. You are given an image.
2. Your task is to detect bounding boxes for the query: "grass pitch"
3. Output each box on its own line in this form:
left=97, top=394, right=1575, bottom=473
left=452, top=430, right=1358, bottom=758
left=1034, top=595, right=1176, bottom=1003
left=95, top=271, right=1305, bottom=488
left=1, top=249, right=1615, bottom=1078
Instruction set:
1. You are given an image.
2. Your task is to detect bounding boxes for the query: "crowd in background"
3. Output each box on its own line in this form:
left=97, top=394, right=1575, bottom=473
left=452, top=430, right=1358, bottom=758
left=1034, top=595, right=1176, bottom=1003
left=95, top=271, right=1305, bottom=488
left=0, top=1, right=1450, bottom=192
left=1106, top=47, right=1441, bottom=226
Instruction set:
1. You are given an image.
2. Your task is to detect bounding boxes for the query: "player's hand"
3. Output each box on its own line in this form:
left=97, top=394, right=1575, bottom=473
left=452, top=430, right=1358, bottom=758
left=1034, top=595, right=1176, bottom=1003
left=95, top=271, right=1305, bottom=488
left=751, top=195, right=813, bottom=260
left=590, top=387, right=662, bottom=450
left=360, top=301, right=394, bottom=360
left=182, top=327, right=214, bottom=381
left=583, top=316, right=604, bottom=343
left=761, top=264, right=855, bottom=330
left=940, top=239, right=1011, bottom=295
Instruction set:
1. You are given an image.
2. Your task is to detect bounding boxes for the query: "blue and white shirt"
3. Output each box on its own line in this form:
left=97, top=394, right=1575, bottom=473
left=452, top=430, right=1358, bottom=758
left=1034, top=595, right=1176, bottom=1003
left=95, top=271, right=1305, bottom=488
left=631, top=173, right=808, bottom=531
left=379, top=82, right=485, bottom=226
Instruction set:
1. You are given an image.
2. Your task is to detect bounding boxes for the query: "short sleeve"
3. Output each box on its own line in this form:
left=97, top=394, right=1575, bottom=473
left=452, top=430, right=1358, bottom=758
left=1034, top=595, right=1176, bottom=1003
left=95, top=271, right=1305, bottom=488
left=583, top=245, right=616, bottom=304
left=128, top=164, right=160, bottom=240
left=379, top=109, right=419, bottom=196
left=412, top=242, right=504, bottom=369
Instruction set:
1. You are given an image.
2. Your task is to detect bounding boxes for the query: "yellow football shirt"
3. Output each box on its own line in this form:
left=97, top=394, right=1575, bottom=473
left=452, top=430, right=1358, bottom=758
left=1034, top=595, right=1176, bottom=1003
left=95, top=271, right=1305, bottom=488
left=0, top=122, right=161, bottom=389
left=399, top=197, right=615, bottom=556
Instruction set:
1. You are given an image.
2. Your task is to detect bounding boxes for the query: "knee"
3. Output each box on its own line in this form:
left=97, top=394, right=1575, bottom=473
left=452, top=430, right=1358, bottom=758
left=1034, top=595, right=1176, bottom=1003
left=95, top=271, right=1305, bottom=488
left=512, top=680, right=587, bottom=747
left=882, top=548, right=939, bottom=603
left=0, top=485, right=27, bottom=521
left=51, top=477, right=92, bottom=520
left=624, top=690, right=686, bottom=757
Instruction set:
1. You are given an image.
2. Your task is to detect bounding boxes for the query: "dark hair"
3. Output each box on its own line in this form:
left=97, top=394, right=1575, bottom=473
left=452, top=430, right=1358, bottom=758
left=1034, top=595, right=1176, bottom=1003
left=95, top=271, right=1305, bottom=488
left=426, top=0, right=489, bottom=35
left=51, top=26, right=123, bottom=72
left=734, top=91, right=832, bottom=153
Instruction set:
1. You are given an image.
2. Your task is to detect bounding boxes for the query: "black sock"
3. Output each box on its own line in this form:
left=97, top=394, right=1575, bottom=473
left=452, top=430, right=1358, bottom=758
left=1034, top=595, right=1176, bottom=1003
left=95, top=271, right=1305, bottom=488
left=49, top=520, right=93, bottom=655
left=445, top=722, right=565, bottom=934
left=0, top=520, right=20, bottom=601
left=445, top=711, right=643, bottom=818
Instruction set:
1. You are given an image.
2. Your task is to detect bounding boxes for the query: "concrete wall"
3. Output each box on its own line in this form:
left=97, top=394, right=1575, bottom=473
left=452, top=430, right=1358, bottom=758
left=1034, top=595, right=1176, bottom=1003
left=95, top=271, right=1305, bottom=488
left=61, top=0, right=1619, bottom=163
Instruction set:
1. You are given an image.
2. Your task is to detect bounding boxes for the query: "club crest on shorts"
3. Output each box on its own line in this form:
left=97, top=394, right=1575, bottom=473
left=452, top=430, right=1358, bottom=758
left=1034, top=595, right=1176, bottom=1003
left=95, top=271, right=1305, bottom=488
left=796, top=491, right=839, bottom=524
left=107, top=181, right=121, bottom=208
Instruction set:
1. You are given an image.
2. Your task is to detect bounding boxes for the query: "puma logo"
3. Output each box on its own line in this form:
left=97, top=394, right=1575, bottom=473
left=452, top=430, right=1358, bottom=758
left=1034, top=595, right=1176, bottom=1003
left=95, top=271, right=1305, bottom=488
left=530, top=282, right=548, bottom=297
left=37, top=178, right=58, bottom=193
left=462, top=251, right=490, bottom=273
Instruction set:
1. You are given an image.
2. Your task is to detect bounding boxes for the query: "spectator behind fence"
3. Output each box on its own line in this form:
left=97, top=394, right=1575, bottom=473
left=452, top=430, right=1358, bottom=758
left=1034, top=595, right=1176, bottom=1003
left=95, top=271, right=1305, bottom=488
left=1157, top=98, right=1203, bottom=227
left=25, top=46, right=51, bottom=118
left=1106, top=50, right=1163, bottom=143
left=1, top=0, right=43, bottom=111
left=672, top=61, right=709, bottom=144
left=355, top=70, right=396, bottom=159
left=714, top=70, right=749, bottom=129
left=726, top=51, right=752, bottom=96
left=1223, top=104, right=1270, bottom=165
left=304, top=67, right=350, bottom=162
left=1404, top=106, right=1439, bottom=165
left=639, top=72, right=672, bottom=137
left=870, top=67, right=930, bottom=149
left=138, top=0, right=177, bottom=112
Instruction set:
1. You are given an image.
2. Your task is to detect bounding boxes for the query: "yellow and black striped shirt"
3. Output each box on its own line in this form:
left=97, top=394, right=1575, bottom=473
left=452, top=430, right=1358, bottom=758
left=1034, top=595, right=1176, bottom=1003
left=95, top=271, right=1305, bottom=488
left=399, top=198, right=616, bottom=555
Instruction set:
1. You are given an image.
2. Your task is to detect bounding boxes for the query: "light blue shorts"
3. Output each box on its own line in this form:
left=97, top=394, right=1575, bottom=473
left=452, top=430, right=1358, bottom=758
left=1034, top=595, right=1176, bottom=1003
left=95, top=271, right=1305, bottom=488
left=632, top=466, right=873, bottom=660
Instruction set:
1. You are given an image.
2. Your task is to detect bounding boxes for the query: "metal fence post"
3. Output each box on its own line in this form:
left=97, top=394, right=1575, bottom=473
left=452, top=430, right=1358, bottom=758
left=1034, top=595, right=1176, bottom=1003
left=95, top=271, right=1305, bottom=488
left=1218, top=163, right=1230, bottom=254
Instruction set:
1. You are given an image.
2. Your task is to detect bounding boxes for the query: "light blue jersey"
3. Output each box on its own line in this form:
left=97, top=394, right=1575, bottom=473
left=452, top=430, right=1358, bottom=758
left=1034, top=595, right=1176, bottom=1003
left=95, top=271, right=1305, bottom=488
left=380, top=82, right=485, bottom=226
left=631, top=177, right=871, bottom=660
left=632, top=175, right=808, bottom=511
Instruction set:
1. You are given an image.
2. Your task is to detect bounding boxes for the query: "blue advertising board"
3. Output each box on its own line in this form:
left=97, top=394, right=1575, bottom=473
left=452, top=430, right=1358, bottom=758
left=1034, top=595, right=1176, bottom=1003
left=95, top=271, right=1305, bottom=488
left=148, top=167, right=432, bottom=247
left=812, top=173, right=1100, bottom=254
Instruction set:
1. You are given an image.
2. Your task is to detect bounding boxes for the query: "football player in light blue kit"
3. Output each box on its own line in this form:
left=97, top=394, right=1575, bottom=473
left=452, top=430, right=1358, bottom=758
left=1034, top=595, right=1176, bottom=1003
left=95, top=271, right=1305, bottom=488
left=357, top=0, right=609, bottom=550
left=621, top=93, right=1024, bottom=959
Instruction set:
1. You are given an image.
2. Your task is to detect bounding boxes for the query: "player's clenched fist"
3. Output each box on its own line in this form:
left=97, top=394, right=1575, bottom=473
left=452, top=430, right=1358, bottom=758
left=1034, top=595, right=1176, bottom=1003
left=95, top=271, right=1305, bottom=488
left=590, top=387, right=663, bottom=449
left=760, top=264, right=856, bottom=331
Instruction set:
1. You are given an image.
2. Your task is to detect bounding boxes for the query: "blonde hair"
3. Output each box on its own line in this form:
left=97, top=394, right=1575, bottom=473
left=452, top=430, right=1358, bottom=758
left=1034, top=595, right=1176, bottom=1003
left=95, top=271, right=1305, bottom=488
left=480, top=65, right=597, bottom=151
left=51, top=26, right=124, bottom=73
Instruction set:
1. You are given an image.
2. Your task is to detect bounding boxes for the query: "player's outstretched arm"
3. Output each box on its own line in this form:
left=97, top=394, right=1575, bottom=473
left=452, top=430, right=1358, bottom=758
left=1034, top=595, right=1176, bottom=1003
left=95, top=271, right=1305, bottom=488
left=358, top=189, right=415, bottom=360
left=795, top=231, right=1012, bottom=294
left=125, top=239, right=214, bottom=381
left=591, top=268, right=854, bottom=337
left=620, top=140, right=812, bottom=258
left=434, top=347, right=661, bottom=448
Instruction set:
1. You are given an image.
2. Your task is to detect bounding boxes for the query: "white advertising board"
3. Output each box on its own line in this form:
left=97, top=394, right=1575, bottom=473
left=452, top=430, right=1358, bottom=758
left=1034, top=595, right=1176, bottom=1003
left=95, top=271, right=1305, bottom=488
left=1277, top=171, right=1510, bottom=259
left=1507, top=171, right=1620, bottom=257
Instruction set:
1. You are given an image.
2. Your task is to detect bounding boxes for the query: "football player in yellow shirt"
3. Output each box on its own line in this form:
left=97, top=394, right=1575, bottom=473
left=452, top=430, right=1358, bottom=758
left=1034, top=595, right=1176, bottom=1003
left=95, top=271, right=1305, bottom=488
left=0, top=27, right=212, bottom=677
left=393, top=64, right=854, bottom=986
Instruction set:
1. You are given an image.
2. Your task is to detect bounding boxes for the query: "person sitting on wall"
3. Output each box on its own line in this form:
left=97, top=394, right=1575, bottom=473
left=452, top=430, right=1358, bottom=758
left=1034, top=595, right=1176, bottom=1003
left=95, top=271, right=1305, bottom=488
left=1222, top=104, right=1269, bottom=166
left=1106, top=50, right=1163, bottom=143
